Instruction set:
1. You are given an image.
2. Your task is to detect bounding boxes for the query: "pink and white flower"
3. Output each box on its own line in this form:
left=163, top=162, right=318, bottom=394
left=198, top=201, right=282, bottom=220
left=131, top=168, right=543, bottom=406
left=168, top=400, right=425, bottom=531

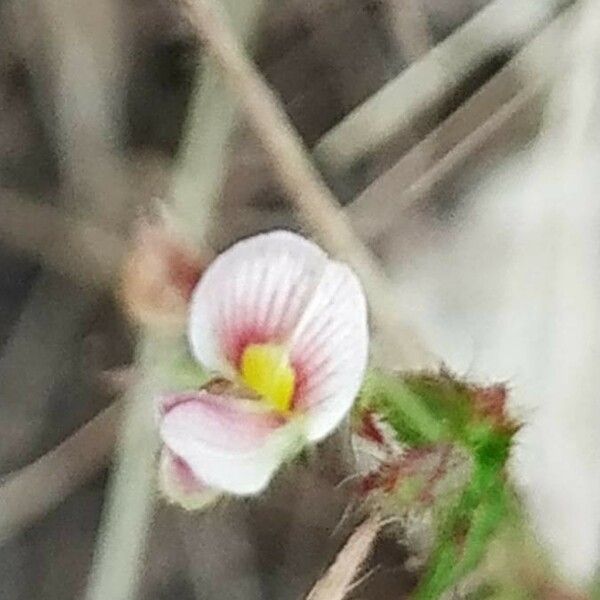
left=158, top=230, right=369, bottom=505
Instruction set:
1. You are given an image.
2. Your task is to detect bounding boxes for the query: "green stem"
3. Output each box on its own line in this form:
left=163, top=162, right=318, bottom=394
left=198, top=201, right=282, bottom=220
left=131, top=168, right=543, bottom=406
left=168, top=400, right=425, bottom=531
left=83, top=2, right=267, bottom=599
left=413, top=463, right=507, bottom=600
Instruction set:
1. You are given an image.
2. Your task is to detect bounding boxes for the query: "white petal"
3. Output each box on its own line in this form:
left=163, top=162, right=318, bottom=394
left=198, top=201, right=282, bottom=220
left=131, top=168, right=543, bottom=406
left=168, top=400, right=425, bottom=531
left=187, top=229, right=369, bottom=442
left=159, top=391, right=304, bottom=495
left=290, top=262, right=369, bottom=441
left=188, top=230, right=327, bottom=374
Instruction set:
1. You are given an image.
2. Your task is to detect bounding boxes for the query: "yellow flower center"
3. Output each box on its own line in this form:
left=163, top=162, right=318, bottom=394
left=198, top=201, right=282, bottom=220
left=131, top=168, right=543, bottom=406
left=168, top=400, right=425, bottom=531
left=240, top=344, right=295, bottom=412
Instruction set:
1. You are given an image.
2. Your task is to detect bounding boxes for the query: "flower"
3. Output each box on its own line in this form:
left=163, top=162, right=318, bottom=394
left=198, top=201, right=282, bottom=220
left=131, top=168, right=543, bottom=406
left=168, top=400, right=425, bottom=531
left=158, top=230, right=369, bottom=503
left=121, top=219, right=205, bottom=329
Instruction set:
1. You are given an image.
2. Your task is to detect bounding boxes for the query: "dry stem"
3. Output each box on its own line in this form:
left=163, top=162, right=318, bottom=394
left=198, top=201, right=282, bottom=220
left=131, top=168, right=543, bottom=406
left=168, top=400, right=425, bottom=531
left=314, top=0, right=561, bottom=171
left=347, top=7, right=572, bottom=240
left=0, top=402, right=121, bottom=544
left=0, top=190, right=125, bottom=287
left=306, top=514, right=383, bottom=600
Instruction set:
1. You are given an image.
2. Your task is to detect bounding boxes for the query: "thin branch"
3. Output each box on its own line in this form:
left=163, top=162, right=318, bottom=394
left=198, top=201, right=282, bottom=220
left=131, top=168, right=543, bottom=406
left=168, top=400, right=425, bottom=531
left=0, top=273, right=95, bottom=473
left=84, top=335, right=166, bottom=600
left=306, top=514, right=383, bottom=600
left=0, top=190, right=125, bottom=287
left=383, top=0, right=436, bottom=231
left=313, top=0, right=563, bottom=171
left=352, top=88, right=537, bottom=237
left=346, top=6, right=573, bottom=239
left=385, top=0, right=432, bottom=63
left=183, top=0, right=436, bottom=370
left=0, top=402, right=121, bottom=544
left=169, top=0, right=268, bottom=247
left=33, top=0, right=133, bottom=231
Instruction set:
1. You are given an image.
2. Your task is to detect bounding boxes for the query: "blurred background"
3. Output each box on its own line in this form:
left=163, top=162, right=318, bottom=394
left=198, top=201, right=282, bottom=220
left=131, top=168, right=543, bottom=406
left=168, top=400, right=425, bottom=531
left=1, top=0, right=599, bottom=597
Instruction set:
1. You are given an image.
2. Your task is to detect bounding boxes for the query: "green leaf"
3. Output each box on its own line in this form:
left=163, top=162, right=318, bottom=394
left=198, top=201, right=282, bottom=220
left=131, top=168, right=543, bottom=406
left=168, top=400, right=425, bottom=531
left=355, top=370, right=518, bottom=599
left=358, top=371, right=447, bottom=445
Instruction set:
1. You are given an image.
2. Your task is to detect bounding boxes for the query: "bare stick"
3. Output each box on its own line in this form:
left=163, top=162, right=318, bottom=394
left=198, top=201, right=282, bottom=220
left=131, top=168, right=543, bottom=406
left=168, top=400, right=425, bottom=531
left=169, top=0, right=268, bottom=247
left=0, top=190, right=125, bottom=287
left=0, top=274, right=94, bottom=471
left=314, top=0, right=563, bottom=171
left=383, top=0, right=438, bottom=242
left=0, top=402, right=121, bottom=544
left=306, top=514, right=382, bottom=600
left=84, top=336, right=161, bottom=600
left=347, top=7, right=572, bottom=240
left=33, top=0, right=133, bottom=231
left=183, top=0, right=436, bottom=370
left=385, top=0, right=432, bottom=62
left=352, top=88, right=538, bottom=238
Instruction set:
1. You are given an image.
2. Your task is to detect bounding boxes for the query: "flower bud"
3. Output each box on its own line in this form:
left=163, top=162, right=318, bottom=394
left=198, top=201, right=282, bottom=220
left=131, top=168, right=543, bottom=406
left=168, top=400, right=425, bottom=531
left=120, top=220, right=206, bottom=330
left=158, top=449, right=221, bottom=511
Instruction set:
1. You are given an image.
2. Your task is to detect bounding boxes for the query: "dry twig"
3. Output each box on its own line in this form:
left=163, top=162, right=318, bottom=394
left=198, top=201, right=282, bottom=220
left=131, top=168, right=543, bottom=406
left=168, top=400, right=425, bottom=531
left=33, top=0, right=133, bottom=231
left=352, top=88, right=537, bottom=238
left=169, top=0, right=268, bottom=246
left=347, top=7, right=572, bottom=239
left=0, top=190, right=125, bottom=287
left=0, top=402, right=121, bottom=544
left=385, top=0, right=432, bottom=62
left=306, top=514, right=383, bottom=600
left=314, top=0, right=562, bottom=171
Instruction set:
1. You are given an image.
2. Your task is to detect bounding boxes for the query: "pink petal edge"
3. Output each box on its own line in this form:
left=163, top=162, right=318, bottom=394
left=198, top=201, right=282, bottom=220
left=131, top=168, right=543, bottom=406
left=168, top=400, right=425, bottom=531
left=159, top=448, right=221, bottom=510
left=159, top=390, right=302, bottom=495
